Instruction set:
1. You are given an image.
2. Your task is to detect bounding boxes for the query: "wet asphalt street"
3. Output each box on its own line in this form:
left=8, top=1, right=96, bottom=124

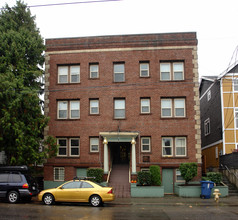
left=0, top=198, right=238, bottom=220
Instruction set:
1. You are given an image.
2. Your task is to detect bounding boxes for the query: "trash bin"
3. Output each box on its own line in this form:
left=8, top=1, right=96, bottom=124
left=200, top=181, right=214, bottom=199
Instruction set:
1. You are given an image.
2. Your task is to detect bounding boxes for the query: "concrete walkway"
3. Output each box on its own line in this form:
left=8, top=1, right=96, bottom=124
left=110, top=195, right=238, bottom=206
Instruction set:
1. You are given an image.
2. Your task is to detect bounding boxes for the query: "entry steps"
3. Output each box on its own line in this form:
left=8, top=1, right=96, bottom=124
left=109, top=164, right=131, bottom=198
left=222, top=175, right=238, bottom=196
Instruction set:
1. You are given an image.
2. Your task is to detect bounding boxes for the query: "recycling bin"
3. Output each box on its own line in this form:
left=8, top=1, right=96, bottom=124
left=200, top=181, right=214, bottom=199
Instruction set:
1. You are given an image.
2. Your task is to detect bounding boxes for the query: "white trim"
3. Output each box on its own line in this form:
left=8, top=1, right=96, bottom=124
left=46, top=45, right=196, bottom=55
left=202, top=139, right=223, bottom=150
left=141, top=137, right=151, bottom=152
left=221, top=78, right=226, bottom=154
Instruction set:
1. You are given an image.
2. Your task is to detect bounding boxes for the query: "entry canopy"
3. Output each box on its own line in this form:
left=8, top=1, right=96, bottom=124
left=100, top=132, right=139, bottom=143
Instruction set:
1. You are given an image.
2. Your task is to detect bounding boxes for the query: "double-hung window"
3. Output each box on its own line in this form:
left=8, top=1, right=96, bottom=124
left=114, top=63, right=125, bottom=82
left=141, top=98, right=150, bottom=114
left=57, top=138, right=80, bottom=157
left=160, top=62, right=184, bottom=81
left=70, top=138, right=80, bottom=156
left=161, top=98, right=185, bottom=118
left=90, top=99, right=99, bottom=114
left=58, top=65, right=80, bottom=83
left=58, top=100, right=80, bottom=119
left=90, top=64, right=99, bottom=79
left=236, top=109, right=238, bottom=129
left=90, top=138, right=99, bottom=152
left=140, top=62, right=149, bottom=77
left=162, top=137, right=187, bottom=157
left=141, top=137, right=151, bottom=152
left=114, top=99, right=125, bottom=119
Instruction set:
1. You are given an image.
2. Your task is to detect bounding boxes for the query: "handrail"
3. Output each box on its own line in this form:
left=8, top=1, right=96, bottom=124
left=106, top=168, right=112, bottom=183
left=129, top=168, right=131, bottom=183
left=221, top=164, right=238, bottom=181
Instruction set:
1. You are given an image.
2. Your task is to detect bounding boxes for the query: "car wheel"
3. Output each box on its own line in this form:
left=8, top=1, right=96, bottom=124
left=43, top=193, right=55, bottom=205
left=8, top=191, right=19, bottom=204
left=90, top=195, right=102, bottom=207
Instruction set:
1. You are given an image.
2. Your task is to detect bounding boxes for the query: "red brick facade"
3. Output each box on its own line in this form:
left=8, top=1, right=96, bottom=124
left=44, top=33, right=201, bottom=184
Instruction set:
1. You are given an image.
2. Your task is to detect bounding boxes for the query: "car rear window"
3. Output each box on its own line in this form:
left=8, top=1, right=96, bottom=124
left=0, top=174, right=9, bottom=183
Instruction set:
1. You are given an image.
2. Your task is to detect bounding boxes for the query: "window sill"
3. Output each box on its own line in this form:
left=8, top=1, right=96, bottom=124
left=161, top=156, right=188, bottom=159
left=56, top=119, right=80, bottom=121
left=160, top=117, right=187, bottom=120
left=57, top=82, right=81, bottom=85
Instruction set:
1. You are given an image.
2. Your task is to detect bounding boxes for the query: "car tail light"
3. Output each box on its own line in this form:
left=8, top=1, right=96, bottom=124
left=22, top=183, right=29, bottom=189
left=107, top=189, right=113, bottom=194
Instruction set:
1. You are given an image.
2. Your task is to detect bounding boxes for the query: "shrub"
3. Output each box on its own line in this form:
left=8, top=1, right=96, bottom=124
left=179, top=163, right=198, bottom=184
left=137, top=171, right=152, bottom=185
left=87, top=168, right=104, bottom=183
left=149, top=165, right=161, bottom=186
left=206, top=172, right=222, bottom=184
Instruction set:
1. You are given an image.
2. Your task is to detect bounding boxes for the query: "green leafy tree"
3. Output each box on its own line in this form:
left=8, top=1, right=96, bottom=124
left=179, top=163, right=198, bottom=184
left=0, top=1, right=57, bottom=165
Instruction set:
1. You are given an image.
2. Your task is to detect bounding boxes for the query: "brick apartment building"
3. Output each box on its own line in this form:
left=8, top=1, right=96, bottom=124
left=43, top=32, right=201, bottom=194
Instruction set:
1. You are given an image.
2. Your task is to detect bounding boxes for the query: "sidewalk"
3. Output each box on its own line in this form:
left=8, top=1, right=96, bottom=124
left=110, top=195, right=238, bottom=206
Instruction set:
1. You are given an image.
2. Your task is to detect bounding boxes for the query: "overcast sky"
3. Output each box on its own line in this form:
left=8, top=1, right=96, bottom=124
left=1, top=0, right=238, bottom=78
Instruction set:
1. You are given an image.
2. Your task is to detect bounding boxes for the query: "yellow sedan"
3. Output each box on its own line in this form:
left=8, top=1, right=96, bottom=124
left=38, top=179, right=115, bottom=207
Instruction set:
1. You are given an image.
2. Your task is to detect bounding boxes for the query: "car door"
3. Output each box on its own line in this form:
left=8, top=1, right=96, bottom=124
left=76, top=182, right=95, bottom=202
left=54, top=181, right=82, bottom=202
left=0, top=173, right=9, bottom=198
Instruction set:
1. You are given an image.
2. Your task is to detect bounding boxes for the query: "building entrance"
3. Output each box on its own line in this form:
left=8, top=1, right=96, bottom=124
left=110, top=142, right=130, bottom=164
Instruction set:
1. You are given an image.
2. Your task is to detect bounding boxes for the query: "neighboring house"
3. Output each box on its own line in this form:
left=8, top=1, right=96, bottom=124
left=44, top=32, right=201, bottom=193
left=200, top=63, right=238, bottom=172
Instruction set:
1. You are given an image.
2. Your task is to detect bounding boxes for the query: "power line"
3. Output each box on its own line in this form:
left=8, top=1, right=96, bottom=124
left=0, top=0, right=122, bottom=10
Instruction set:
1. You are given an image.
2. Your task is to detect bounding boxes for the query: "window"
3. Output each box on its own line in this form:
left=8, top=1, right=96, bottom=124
left=161, top=98, right=185, bottom=118
left=114, top=99, right=125, bottom=119
left=57, top=139, right=67, bottom=156
left=175, top=137, right=186, bottom=156
left=140, top=62, right=149, bottom=77
left=176, top=169, right=185, bottom=182
left=90, top=64, right=99, bottom=79
left=162, top=137, right=173, bottom=156
left=57, top=100, right=80, bottom=119
left=204, top=118, right=210, bottom=135
left=12, top=174, right=22, bottom=183
left=58, top=65, right=80, bottom=83
left=234, top=78, right=238, bottom=92
left=162, top=137, right=187, bottom=157
left=235, top=109, right=238, bottom=129
left=90, top=99, right=99, bottom=114
left=57, top=138, right=80, bottom=157
left=207, top=90, right=211, bottom=101
left=114, top=63, right=125, bottom=82
left=141, top=137, right=151, bottom=152
left=70, top=139, right=80, bottom=156
left=62, top=181, right=81, bottom=189
left=54, top=167, right=65, bottom=181
left=90, top=138, right=99, bottom=152
left=160, top=62, right=184, bottom=81
left=81, top=182, right=93, bottom=188
left=141, top=98, right=150, bottom=114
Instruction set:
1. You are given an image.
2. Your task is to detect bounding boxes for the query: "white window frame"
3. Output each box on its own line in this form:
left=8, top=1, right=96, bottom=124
left=141, top=137, right=151, bottom=152
left=234, top=78, right=238, bottom=92
left=70, top=65, right=80, bottom=83
left=207, top=90, right=211, bottom=101
left=58, top=101, right=68, bottom=119
left=161, top=99, right=172, bottom=117
left=90, top=138, right=99, bottom=152
left=70, top=101, right=80, bottom=119
left=140, top=62, right=149, bottom=77
left=204, top=118, right=210, bottom=136
left=162, top=137, right=173, bottom=157
left=57, top=138, right=67, bottom=156
left=54, top=167, right=65, bottom=181
left=113, top=63, right=125, bottom=82
left=90, top=64, right=99, bottom=79
left=90, top=99, right=99, bottom=114
left=69, top=138, right=80, bottom=156
left=141, top=98, right=150, bottom=114
left=175, top=137, right=186, bottom=156
left=173, top=63, right=184, bottom=80
left=58, top=66, right=68, bottom=83
left=160, top=62, right=184, bottom=81
left=58, top=65, right=80, bottom=83
left=114, top=99, right=125, bottom=119
left=174, top=99, right=185, bottom=117
left=235, top=109, right=238, bottom=129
